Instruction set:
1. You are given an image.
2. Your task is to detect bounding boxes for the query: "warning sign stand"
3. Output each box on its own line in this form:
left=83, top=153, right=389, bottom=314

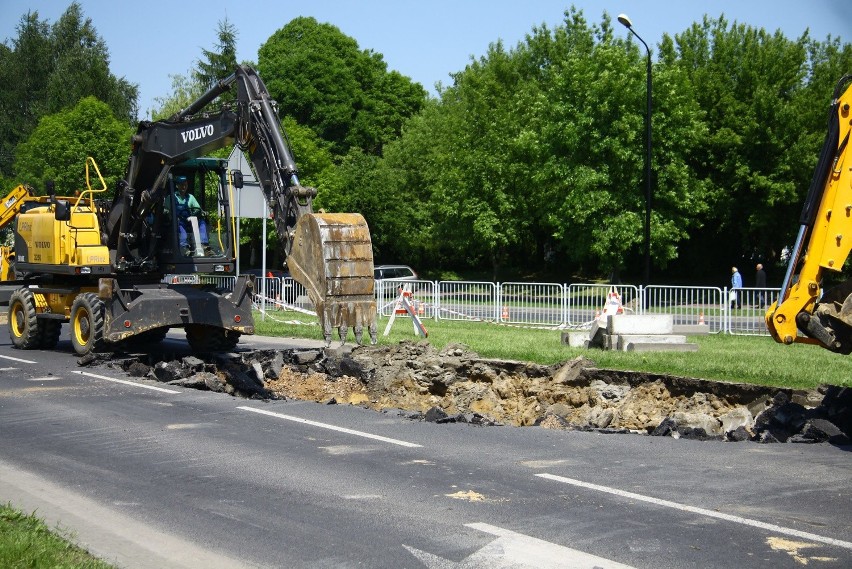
left=383, top=284, right=429, bottom=338
left=597, top=286, right=624, bottom=323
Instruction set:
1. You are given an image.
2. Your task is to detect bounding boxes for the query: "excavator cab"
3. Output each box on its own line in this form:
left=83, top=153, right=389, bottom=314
left=157, top=159, right=235, bottom=271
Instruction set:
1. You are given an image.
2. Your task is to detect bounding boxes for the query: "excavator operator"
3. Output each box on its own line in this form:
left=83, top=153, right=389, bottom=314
left=174, top=175, right=209, bottom=255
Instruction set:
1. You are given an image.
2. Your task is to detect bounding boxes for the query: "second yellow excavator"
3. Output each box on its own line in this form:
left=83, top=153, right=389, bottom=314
left=766, top=74, right=852, bottom=353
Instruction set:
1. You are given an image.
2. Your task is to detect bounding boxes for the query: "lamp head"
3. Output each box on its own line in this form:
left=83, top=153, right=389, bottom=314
left=617, top=13, right=633, bottom=28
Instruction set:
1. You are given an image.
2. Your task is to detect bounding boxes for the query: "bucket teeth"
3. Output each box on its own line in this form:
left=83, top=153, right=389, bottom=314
left=287, top=213, right=378, bottom=345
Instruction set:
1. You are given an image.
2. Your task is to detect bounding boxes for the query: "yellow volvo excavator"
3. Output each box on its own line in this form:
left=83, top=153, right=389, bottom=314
left=767, top=75, right=852, bottom=353
left=2, top=65, right=377, bottom=355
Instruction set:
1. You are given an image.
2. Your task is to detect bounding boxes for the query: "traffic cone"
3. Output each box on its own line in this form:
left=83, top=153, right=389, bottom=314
left=502, top=305, right=509, bottom=319
left=699, top=311, right=705, bottom=325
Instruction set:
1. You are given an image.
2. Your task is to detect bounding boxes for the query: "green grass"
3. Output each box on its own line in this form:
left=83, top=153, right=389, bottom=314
left=0, top=504, right=114, bottom=568
left=253, top=309, right=852, bottom=390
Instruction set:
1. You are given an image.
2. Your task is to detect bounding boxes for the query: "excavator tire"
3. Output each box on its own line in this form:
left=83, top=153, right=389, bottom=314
left=286, top=213, right=378, bottom=345
left=9, top=288, right=40, bottom=349
left=186, top=324, right=241, bottom=353
left=70, top=293, right=106, bottom=355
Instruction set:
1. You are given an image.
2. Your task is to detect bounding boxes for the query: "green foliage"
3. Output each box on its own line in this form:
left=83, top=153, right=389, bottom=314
left=151, top=18, right=239, bottom=120
left=0, top=2, right=137, bottom=176
left=665, top=16, right=835, bottom=278
left=257, top=17, right=427, bottom=156
left=14, top=97, right=132, bottom=194
left=0, top=504, right=114, bottom=568
left=194, top=18, right=239, bottom=96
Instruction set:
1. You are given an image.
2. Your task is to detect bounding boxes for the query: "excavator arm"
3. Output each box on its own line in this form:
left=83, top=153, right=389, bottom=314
left=0, top=184, right=33, bottom=282
left=766, top=75, right=852, bottom=353
left=115, top=65, right=377, bottom=344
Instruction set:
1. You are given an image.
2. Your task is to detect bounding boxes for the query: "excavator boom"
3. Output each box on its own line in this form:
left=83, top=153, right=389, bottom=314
left=766, top=75, right=852, bottom=353
left=120, top=65, right=377, bottom=344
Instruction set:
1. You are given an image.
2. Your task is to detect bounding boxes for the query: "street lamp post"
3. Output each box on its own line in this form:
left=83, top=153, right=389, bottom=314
left=617, top=13, right=652, bottom=287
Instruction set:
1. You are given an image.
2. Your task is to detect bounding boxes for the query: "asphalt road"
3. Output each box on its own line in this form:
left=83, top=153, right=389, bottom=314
left=0, top=329, right=850, bottom=568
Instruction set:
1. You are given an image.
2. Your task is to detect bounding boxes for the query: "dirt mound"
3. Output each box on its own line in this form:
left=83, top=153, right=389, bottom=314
left=94, top=340, right=851, bottom=445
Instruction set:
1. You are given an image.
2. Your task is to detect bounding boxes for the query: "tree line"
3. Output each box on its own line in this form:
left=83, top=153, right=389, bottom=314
left=2, top=4, right=850, bottom=285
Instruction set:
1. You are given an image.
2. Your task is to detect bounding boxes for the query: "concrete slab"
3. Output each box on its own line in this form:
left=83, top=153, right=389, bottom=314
left=561, top=332, right=589, bottom=347
left=624, top=341, right=699, bottom=352
left=617, top=334, right=688, bottom=348
left=605, top=314, right=673, bottom=335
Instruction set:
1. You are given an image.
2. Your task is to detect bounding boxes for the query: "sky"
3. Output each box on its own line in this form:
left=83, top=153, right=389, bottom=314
left=2, top=1, right=851, bottom=119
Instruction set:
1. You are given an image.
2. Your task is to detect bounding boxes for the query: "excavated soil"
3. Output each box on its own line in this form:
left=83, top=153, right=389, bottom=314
left=93, top=339, right=852, bottom=445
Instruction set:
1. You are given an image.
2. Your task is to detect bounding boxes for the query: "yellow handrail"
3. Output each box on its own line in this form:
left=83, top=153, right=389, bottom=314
left=74, top=156, right=109, bottom=211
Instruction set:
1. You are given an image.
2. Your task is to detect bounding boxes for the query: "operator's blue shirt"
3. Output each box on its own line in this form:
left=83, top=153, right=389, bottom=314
left=732, top=271, right=742, bottom=288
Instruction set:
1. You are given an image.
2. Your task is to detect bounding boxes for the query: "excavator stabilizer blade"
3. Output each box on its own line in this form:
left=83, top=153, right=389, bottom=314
left=287, top=213, right=378, bottom=344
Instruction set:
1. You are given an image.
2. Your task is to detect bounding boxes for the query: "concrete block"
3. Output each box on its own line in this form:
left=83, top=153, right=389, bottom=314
left=623, top=342, right=699, bottom=352
left=617, top=334, right=688, bottom=350
left=561, top=332, right=589, bottom=347
left=605, top=314, right=673, bottom=335
left=672, top=324, right=710, bottom=335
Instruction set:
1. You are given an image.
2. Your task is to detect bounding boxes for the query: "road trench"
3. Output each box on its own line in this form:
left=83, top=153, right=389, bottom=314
left=93, top=339, right=850, bottom=445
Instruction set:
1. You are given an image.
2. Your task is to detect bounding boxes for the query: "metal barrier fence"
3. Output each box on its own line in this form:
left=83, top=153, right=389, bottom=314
left=198, top=274, right=777, bottom=335
left=645, top=285, right=725, bottom=333
left=726, top=286, right=780, bottom=336
left=500, top=282, right=565, bottom=327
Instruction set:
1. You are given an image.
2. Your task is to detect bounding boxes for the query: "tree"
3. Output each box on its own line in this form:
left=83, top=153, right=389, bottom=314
left=193, top=18, right=239, bottom=104
left=14, top=97, right=132, bottom=195
left=0, top=2, right=138, bottom=177
left=667, top=17, right=828, bottom=278
left=257, top=17, right=426, bottom=156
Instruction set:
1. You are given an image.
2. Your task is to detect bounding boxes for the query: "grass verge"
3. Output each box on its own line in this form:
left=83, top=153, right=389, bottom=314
left=253, top=310, right=852, bottom=391
left=0, top=504, right=114, bottom=568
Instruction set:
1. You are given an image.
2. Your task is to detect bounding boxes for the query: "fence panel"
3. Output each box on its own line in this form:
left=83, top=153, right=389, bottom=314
left=645, top=285, right=725, bottom=333
left=198, top=274, right=782, bottom=338
left=727, top=287, right=777, bottom=335
left=199, top=275, right=236, bottom=291
left=499, top=282, right=566, bottom=326
left=565, top=284, right=640, bottom=329
left=436, top=281, right=498, bottom=321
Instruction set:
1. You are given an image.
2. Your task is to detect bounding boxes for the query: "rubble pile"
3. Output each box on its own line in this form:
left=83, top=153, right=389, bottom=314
left=93, top=340, right=852, bottom=445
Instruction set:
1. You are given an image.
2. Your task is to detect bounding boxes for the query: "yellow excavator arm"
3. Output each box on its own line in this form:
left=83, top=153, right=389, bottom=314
left=766, top=75, right=852, bottom=353
left=0, top=184, right=33, bottom=282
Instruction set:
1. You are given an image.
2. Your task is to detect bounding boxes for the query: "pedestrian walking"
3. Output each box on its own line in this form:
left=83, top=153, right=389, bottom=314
left=755, top=263, right=767, bottom=307
left=730, top=266, right=742, bottom=309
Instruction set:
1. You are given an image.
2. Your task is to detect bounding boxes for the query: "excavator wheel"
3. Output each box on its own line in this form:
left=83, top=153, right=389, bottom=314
left=9, top=288, right=40, bottom=349
left=70, top=293, right=106, bottom=355
left=287, top=213, right=378, bottom=345
left=186, top=324, right=241, bottom=353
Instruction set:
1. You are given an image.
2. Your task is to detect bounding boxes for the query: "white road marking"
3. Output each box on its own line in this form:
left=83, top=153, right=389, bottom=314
left=26, top=376, right=61, bottom=381
left=71, top=371, right=181, bottom=394
left=0, top=367, right=19, bottom=372
left=0, top=354, right=36, bottom=364
left=237, top=406, right=422, bottom=447
left=404, top=522, right=635, bottom=568
left=537, top=473, right=852, bottom=550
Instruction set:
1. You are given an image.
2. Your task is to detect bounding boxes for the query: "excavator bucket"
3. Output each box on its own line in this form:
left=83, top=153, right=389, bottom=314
left=287, top=213, right=378, bottom=345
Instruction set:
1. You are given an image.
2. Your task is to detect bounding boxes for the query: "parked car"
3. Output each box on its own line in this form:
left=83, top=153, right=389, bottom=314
left=374, top=265, right=418, bottom=281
